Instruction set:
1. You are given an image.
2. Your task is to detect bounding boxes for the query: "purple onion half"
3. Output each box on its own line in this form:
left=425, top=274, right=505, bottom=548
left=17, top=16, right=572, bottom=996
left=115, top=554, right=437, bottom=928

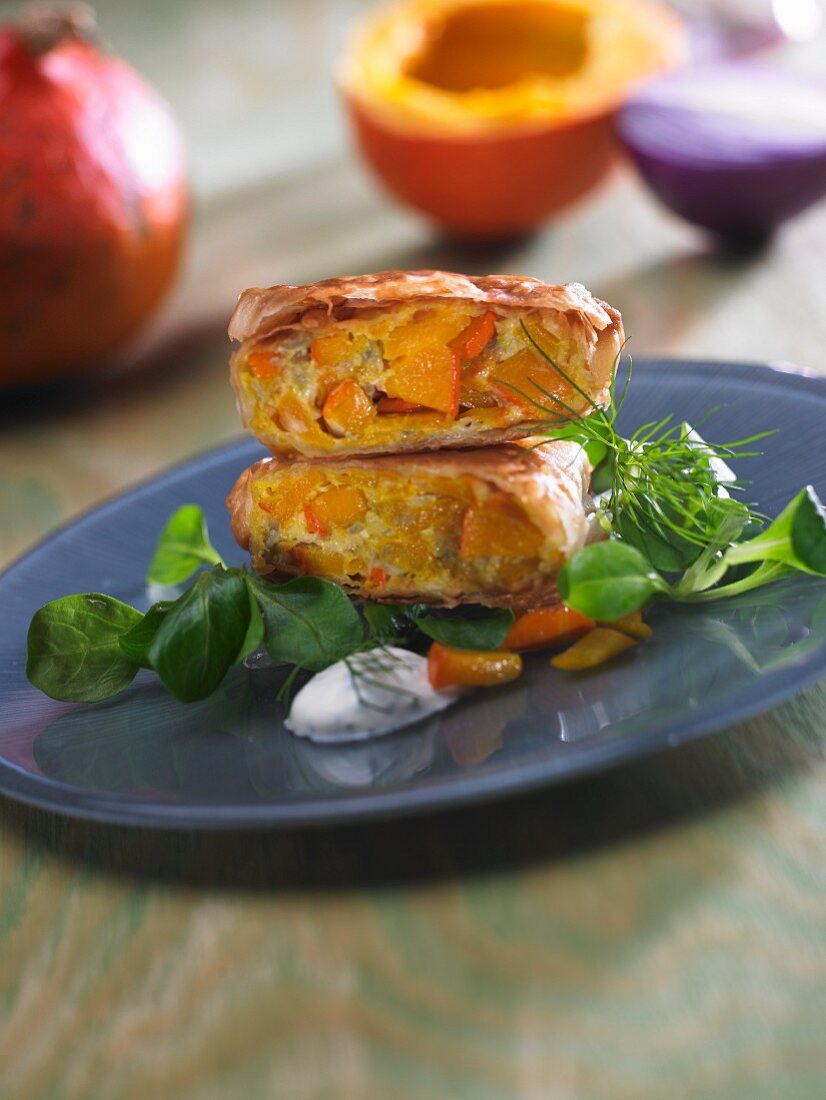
left=618, top=64, right=826, bottom=242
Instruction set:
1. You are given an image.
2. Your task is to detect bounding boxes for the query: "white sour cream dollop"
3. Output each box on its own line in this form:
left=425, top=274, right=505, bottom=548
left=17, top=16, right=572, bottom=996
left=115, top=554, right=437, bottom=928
left=285, top=646, right=459, bottom=744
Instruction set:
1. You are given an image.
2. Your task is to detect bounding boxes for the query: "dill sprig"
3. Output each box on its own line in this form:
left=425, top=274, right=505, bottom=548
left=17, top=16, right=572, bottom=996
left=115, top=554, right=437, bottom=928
left=502, top=323, right=773, bottom=573
left=489, top=322, right=826, bottom=621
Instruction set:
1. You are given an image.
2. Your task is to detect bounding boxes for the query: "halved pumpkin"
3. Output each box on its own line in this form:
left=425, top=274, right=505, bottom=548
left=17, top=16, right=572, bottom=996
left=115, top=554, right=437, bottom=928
left=339, top=0, right=684, bottom=238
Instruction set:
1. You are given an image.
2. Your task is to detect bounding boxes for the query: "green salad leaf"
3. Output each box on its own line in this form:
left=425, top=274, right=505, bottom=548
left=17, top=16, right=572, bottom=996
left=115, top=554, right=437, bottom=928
left=247, top=574, right=365, bottom=672
left=411, top=606, right=514, bottom=650
left=146, top=504, right=224, bottom=586
left=149, top=568, right=250, bottom=702
left=362, top=603, right=408, bottom=642
left=722, top=486, right=826, bottom=577
left=558, top=542, right=668, bottom=620
left=118, top=601, right=174, bottom=669
left=235, top=584, right=265, bottom=664
left=27, top=594, right=142, bottom=702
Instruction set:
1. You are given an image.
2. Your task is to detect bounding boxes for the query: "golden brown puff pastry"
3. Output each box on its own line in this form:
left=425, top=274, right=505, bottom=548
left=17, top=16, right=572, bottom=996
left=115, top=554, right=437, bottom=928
left=228, top=270, right=623, bottom=459
left=227, top=439, right=591, bottom=610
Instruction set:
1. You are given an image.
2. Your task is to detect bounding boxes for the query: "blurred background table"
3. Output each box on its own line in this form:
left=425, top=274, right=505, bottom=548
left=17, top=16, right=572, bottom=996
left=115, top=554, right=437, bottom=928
left=1, top=2, right=825, bottom=1097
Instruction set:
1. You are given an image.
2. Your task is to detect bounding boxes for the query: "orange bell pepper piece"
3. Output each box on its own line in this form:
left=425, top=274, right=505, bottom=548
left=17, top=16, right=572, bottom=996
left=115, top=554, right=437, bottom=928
left=321, top=380, right=376, bottom=436
left=459, top=494, right=543, bottom=559
left=550, top=628, right=637, bottom=670
left=505, top=605, right=595, bottom=650
left=451, top=310, right=496, bottom=360
left=427, top=643, right=522, bottom=690
left=304, top=504, right=330, bottom=538
left=369, top=566, right=389, bottom=585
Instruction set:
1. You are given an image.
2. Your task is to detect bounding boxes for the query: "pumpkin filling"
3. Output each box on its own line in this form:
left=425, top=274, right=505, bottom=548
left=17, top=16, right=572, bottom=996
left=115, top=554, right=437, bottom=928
left=340, top=0, right=685, bottom=133
left=237, top=303, right=595, bottom=454
left=248, top=464, right=556, bottom=604
left=405, top=2, right=589, bottom=92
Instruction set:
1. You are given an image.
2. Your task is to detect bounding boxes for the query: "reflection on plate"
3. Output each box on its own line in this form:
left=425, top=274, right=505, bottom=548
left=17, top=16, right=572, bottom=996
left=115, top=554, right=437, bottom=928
left=1, top=361, right=826, bottom=827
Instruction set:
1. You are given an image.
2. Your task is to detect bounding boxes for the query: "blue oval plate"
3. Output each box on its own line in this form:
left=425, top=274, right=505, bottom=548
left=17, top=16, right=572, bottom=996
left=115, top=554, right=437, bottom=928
left=2, top=360, right=826, bottom=828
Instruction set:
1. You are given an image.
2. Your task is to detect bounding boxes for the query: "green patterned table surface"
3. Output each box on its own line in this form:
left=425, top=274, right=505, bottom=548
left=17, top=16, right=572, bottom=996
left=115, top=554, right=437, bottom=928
left=1, top=2, right=826, bottom=1097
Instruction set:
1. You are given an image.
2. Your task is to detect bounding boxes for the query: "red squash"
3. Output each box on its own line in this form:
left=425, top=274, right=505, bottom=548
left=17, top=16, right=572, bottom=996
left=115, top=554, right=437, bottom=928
left=0, top=5, right=187, bottom=387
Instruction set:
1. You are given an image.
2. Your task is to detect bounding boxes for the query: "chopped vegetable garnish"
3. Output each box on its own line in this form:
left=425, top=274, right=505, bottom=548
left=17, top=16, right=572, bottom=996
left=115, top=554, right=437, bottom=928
left=550, top=627, right=637, bottom=670
left=605, top=610, right=652, bottom=639
left=427, top=642, right=522, bottom=690
left=504, top=605, right=595, bottom=650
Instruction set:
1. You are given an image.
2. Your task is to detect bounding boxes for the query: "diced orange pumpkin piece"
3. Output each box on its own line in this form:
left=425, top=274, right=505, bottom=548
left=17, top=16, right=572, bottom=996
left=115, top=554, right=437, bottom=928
left=428, top=475, right=477, bottom=504
left=450, top=310, right=496, bottom=360
left=606, top=610, right=652, bottom=639
left=550, top=627, right=637, bottom=670
left=310, top=329, right=367, bottom=368
left=383, top=344, right=461, bottom=416
left=273, top=393, right=331, bottom=442
left=459, top=494, right=544, bottom=559
left=247, top=351, right=282, bottom=381
left=505, top=605, right=595, bottom=650
left=321, top=380, right=376, bottom=436
left=414, top=497, right=467, bottom=537
left=376, top=395, right=425, bottom=413
left=304, top=486, right=367, bottom=538
left=382, top=308, right=467, bottom=359
left=257, top=470, right=328, bottom=525
left=291, top=545, right=354, bottom=577
left=427, top=643, right=522, bottom=690
left=487, top=348, right=563, bottom=414
left=522, top=318, right=565, bottom=366
left=381, top=310, right=466, bottom=416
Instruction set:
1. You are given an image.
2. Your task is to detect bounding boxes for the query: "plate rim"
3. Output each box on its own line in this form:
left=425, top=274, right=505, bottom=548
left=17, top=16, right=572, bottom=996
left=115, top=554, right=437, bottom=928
left=2, top=357, right=826, bottom=829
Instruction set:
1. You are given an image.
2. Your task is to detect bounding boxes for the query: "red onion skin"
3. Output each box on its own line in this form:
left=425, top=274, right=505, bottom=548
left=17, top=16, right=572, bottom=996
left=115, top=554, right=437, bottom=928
left=618, top=69, right=826, bottom=242
left=623, top=142, right=826, bottom=240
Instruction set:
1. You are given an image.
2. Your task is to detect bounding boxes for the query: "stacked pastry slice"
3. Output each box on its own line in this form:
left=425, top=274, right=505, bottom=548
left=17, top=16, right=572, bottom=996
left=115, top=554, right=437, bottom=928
left=226, top=270, right=623, bottom=611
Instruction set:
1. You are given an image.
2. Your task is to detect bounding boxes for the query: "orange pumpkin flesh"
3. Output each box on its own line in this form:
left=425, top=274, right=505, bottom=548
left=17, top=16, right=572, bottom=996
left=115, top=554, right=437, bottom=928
left=340, top=0, right=683, bottom=237
left=322, top=379, right=377, bottom=436
left=406, top=2, right=589, bottom=91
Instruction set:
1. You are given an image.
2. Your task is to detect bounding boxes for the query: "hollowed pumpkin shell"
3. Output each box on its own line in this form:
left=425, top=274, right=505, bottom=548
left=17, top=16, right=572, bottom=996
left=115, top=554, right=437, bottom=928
left=340, top=0, right=684, bottom=238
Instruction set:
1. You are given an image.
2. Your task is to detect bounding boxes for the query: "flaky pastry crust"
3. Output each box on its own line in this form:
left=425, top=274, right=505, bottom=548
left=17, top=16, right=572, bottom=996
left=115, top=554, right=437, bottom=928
left=227, top=439, right=591, bottom=609
left=229, top=270, right=621, bottom=342
left=228, top=270, right=624, bottom=459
